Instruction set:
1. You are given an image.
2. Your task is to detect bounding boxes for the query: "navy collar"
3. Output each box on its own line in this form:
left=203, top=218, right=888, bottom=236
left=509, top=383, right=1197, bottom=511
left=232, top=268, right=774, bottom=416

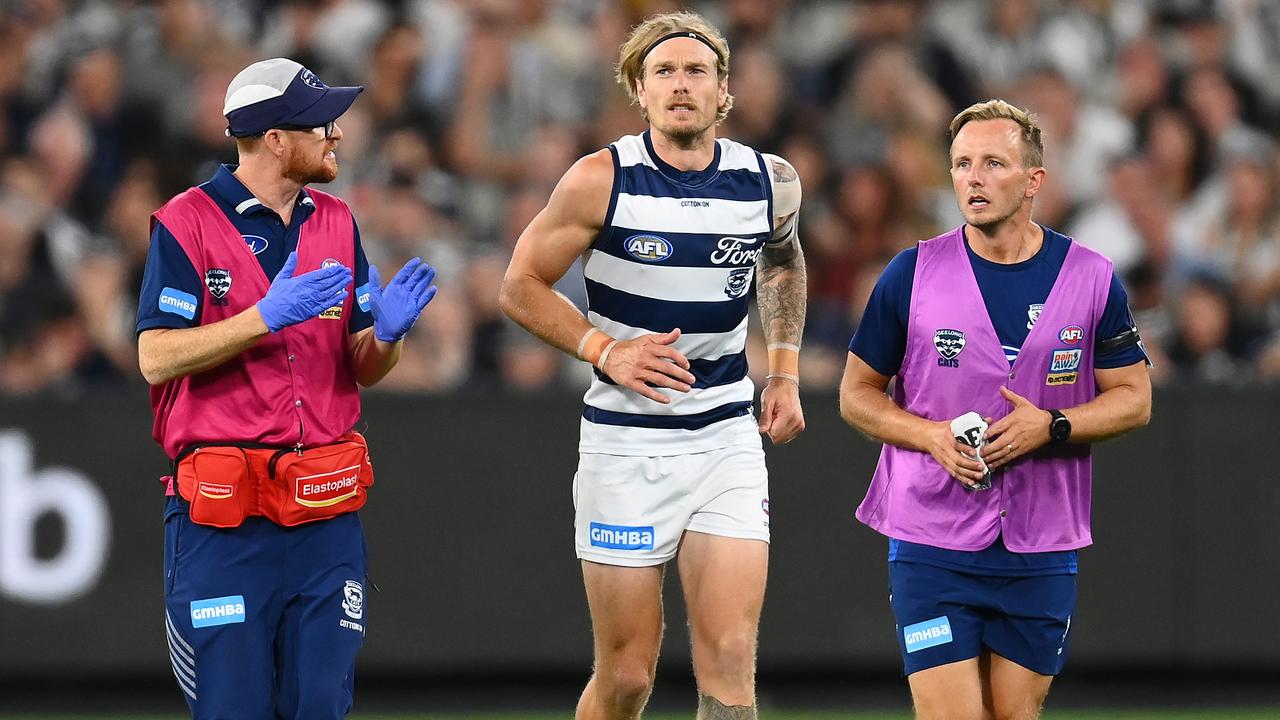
left=642, top=130, right=722, bottom=187
left=204, top=164, right=314, bottom=217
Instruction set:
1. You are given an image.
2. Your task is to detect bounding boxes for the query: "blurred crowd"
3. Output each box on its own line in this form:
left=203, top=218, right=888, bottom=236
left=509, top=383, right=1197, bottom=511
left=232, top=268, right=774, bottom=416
left=2, top=0, right=1280, bottom=398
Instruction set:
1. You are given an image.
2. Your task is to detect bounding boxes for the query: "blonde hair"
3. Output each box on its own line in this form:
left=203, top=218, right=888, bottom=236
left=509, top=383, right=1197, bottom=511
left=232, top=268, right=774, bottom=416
left=616, top=11, right=733, bottom=124
left=949, top=99, right=1044, bottom=168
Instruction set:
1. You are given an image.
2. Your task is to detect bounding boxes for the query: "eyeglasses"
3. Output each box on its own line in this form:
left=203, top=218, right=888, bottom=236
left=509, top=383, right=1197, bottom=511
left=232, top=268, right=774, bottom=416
left=272, top=120, right=336, bottom=139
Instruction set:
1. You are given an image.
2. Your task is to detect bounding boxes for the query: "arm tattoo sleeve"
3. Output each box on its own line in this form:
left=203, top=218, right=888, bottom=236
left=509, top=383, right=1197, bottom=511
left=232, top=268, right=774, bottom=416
left=757, top=228, right=806, bottom=348
left=698, top=694, right=758, bottom=720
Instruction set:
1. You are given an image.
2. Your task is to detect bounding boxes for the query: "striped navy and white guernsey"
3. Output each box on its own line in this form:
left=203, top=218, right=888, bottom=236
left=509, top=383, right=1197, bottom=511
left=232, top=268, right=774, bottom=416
left=579, top=130, right=774, bottom=455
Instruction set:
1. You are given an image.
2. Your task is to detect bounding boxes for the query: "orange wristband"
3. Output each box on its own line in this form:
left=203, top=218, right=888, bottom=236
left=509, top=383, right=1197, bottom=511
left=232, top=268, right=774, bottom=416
left=578, top=328, right=615, bottom=366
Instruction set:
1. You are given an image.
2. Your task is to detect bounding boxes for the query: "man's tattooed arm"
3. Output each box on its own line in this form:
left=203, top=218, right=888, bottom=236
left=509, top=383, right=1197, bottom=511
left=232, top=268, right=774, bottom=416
left=757, top=155, right=806, bottom=349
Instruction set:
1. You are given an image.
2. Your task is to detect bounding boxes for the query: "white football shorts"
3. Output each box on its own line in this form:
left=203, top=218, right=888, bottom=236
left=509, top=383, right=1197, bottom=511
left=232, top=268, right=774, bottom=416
left=573, top=436, right=770, bottom=567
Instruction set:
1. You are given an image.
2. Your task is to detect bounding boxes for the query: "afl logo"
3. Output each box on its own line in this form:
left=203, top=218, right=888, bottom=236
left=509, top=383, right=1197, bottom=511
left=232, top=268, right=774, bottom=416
left=1059, top=325, right=1084, bottom=345
left=321, top=257, right=342, bottom=269
left=242, top=235, right=268, bottom=255
left=624, top=234, right=673, bottom=262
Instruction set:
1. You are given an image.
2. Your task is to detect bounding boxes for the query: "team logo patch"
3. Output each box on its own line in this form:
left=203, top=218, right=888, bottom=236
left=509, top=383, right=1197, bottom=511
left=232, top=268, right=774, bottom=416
left=243, top=235, right=268, bottom=255
left=589, top=522, right=654, bottom=551
left=294, top=464, right=362, bottom=507
left=299, top=68, right=326, bottom=89
left=934, top=329, right=965, bottom=367
left=190, top=595, right=246, bottom=628
left=204, top=268, right=231, bottom=304
left=158, top=287, right=197, bottom=320
left=1027, top=303, right=1044, bottom=330
left=710, top=236, right=763, bottom=266
left=724, top=267, right=752, bottom=298
left=342, top=580, right=364, bottom=620
left=623, top=234, right=672, bottom=262
left=1047, top=348, right=1082, bottom=385
left=903, top=616, right=953, bottom=653
left=1059, top=325, right=1084, bottom=345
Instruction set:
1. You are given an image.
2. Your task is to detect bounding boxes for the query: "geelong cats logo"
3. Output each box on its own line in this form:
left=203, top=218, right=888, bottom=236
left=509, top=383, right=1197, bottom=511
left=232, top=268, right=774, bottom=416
left=205, top=268, right=231, bottom=304
left=934, top=328, right=966, bottom=367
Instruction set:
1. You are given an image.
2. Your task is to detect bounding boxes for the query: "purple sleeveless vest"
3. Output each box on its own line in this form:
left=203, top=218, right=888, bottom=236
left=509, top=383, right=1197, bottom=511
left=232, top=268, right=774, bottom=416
left=149, top=187, right=360, bottom=459
left=855, top=227, right=1113, bottom=552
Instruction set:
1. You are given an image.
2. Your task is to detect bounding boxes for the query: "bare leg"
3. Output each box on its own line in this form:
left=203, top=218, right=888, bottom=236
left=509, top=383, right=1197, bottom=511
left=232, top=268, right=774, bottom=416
left=907, top=657, right=988, bottom=720
left=677, top=531, right=767, bottom=719
left=985, top=650, right=1053, bottom=720
left=575, top=561, right=665, bottom=720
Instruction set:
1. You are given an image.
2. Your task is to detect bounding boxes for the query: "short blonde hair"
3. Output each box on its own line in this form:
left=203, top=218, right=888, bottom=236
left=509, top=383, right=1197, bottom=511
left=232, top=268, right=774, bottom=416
left=616, top=11, right=733, bottom=124
left=949, top=99, right=1044, bottom=168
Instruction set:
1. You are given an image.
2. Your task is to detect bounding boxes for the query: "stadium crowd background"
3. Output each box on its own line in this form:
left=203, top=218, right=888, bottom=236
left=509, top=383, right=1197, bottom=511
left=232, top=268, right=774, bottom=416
left=2, top=0, right=1279, bottom=398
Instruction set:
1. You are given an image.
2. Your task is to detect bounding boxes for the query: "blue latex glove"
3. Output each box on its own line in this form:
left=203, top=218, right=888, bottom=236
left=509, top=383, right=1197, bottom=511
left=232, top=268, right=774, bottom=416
left=365, top=257, right=438, bottom=342
left=257, top=251, right=353, bottom=333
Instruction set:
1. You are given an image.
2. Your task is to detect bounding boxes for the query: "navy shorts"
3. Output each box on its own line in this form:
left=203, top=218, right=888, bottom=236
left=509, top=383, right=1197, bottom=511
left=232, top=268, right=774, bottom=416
left=162, top=496, right=368, bottom=720
left=888, top=561, right=1076, bottom=677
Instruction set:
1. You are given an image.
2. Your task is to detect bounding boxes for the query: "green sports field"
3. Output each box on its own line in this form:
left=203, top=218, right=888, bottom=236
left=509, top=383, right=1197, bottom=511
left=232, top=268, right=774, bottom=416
left=5, top=707, right=1274, bottom=712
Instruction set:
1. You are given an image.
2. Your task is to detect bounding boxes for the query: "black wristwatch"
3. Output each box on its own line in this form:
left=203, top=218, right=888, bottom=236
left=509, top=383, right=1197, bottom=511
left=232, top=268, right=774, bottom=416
left=1047, top=409, right=1071, bottom=444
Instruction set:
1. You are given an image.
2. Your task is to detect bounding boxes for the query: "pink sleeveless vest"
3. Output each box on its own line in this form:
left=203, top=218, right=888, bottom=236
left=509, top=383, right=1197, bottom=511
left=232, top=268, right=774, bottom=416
left=149, top=187, right=360, bottom=458
left=856, top=227, right=1113, bottom=552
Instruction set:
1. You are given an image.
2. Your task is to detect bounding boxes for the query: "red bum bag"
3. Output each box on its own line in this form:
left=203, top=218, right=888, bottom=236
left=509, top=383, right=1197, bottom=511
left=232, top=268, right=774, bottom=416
left=174, top=432, right=374, bottom=528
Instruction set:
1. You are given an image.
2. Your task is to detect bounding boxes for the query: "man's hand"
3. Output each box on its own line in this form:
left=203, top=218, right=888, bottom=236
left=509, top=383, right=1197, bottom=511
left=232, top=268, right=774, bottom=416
left=599, top=329, right=695, bottom=404
left=257, top=251, right=353, bottom=333
left=759, top=377, right=804, bottom=445
left=366, top=258, right=438, bottom=343
left=984, top=386, right=1052, bottom=468
left=923, top=420, right=987, bottom=488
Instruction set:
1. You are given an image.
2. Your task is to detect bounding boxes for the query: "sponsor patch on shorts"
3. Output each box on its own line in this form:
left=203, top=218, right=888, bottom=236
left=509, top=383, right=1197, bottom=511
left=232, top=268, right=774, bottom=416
left=588, top=522, right=654, bottom=551
left=190, top=595, right=246, bottom=628
left=903, top=615, right=953, bottom=653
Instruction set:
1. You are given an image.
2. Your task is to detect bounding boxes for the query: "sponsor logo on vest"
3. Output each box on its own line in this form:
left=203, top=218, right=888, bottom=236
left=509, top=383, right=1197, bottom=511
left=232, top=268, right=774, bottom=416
left=294, top=465, right=361, bottom=507
left=903, top=615, right=953, bottom=653
left=589, top=522, right=654, bottom=551
left=1027, top=303, right=1044, bottom=330
left=624, top=234, right=673, bottom=262
left=680, top=199, right=710, bottom=208
left=1047, top=348, right=1082, bottom=385
left=190, top=595, right=246, bottom=628
left=1059, top=325, right=1084, bottom=344
left=1051, top=349, right=1081, bottom=372
left=204, top=268, right=231, bottom=305
left=342, top=579, right=364, bottom=619
left=318, top=258, right=346, bottom=318
left=710, top=237, right=763, bottom=266
left=198, top=482, right=233, bottom=500
left=243, top=235, right=268, bottom=254
left=158, top=287, right=197, bottom=320
left=724, top=267, right=752, bottom=298
left=934, top=329, right=966, bottom=367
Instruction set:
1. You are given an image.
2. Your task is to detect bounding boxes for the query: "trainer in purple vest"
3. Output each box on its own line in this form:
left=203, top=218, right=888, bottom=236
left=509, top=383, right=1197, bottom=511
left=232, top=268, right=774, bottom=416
left=856, top=226, right=1114, bottom=552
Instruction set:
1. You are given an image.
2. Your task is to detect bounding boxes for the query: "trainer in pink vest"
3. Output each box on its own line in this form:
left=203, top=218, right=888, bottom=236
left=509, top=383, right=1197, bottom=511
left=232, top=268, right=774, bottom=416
left=149, top=187, right=361, bottom=459
left=856, top=226, right=1113, bottom=552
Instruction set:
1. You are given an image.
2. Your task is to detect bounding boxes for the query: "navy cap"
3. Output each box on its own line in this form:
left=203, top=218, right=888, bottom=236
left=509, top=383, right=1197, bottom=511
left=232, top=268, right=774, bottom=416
left=223, top=58, right=363, bottom=138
